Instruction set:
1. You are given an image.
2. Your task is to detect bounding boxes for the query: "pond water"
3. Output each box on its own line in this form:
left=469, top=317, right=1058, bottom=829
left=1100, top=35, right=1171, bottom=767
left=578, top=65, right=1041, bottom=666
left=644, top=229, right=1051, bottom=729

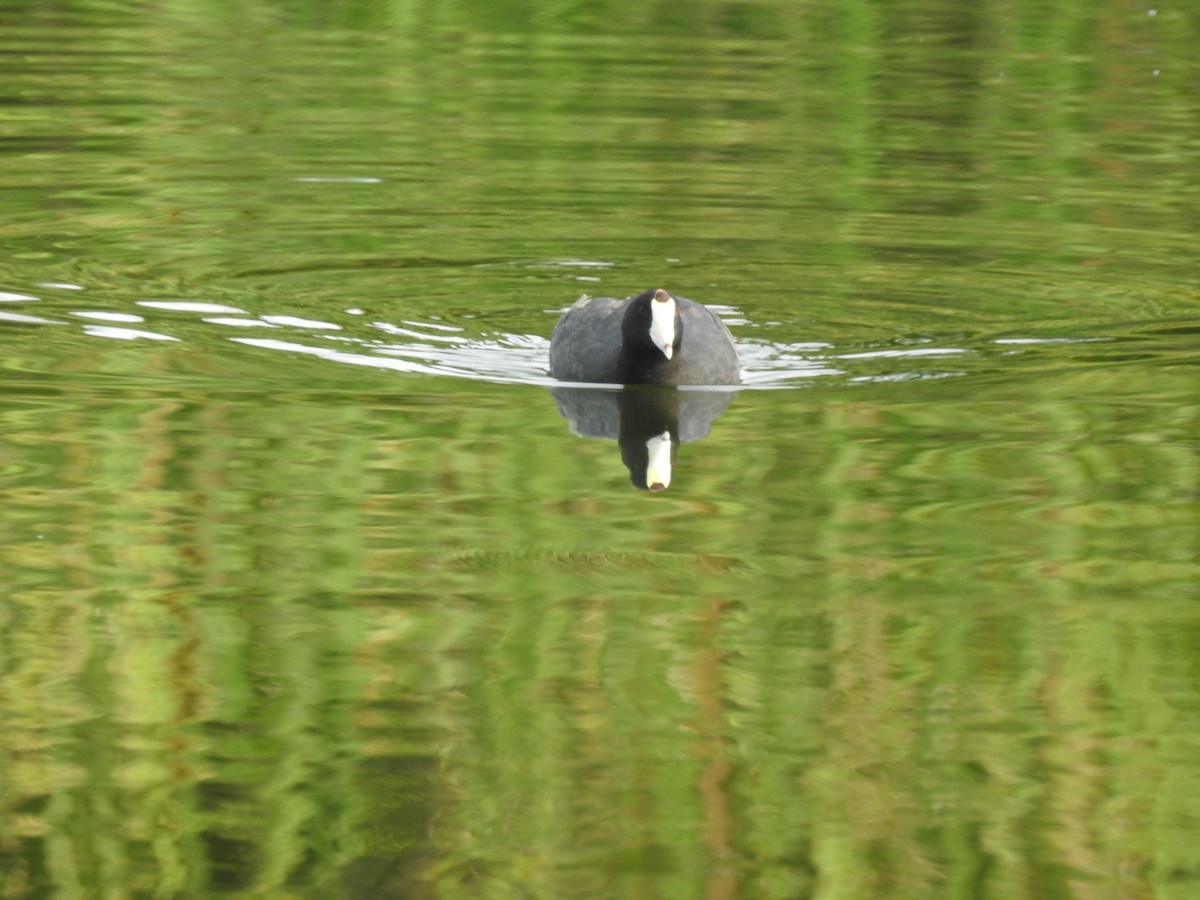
left=2, top=2, right=1198, bottom=897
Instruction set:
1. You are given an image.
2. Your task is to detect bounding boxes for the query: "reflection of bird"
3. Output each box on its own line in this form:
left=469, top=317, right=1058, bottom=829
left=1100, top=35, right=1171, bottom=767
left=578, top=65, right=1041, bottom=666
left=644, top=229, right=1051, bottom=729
left=550, top=385, right=734, bottom=492
left=549, top=288, right=740, bottom=385
left=618, top=387, right=681, bottom=492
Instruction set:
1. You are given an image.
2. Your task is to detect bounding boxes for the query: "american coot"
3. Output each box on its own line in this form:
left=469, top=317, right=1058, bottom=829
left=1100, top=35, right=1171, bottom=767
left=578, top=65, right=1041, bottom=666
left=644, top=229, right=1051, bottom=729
left=549, top=288, right=741, bottom=385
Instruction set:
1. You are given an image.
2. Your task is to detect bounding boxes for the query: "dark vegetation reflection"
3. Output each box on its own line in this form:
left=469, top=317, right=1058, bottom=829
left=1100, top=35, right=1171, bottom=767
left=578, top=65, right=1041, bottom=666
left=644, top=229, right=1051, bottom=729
left=550, top=386, right=734, bottom=491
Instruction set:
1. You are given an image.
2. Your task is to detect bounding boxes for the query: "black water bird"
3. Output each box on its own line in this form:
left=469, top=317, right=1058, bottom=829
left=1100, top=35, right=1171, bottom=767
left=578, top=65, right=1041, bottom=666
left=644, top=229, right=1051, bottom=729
left=549, top=288, right=740, bottom=385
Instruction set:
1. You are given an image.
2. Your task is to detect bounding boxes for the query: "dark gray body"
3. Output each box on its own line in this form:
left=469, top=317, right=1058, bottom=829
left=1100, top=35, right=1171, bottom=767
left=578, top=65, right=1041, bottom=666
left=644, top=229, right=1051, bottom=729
left=548, top=293, right=741, bottom=385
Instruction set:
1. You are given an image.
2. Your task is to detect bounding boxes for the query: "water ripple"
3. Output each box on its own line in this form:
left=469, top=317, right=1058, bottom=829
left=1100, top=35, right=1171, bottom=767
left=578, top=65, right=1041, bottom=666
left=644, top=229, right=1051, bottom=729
left=81, top=324, right=179, bottom=342
left=0, top=283, right=1175, bottom=390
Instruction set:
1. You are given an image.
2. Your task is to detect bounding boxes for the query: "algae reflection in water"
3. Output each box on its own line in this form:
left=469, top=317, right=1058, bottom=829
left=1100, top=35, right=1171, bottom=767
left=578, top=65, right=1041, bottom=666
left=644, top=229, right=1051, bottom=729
left=3, top=376, right=1198, bottom=897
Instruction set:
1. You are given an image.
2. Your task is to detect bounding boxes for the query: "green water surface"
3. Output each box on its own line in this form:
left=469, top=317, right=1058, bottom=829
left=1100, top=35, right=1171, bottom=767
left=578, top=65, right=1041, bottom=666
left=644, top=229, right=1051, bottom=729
left=1, top=1, right=1198, bottom=898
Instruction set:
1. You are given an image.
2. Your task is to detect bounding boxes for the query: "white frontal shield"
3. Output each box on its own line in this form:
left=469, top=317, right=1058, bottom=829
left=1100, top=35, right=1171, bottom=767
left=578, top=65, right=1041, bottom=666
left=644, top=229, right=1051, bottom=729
left=648, top=292, right=676, bottom=360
